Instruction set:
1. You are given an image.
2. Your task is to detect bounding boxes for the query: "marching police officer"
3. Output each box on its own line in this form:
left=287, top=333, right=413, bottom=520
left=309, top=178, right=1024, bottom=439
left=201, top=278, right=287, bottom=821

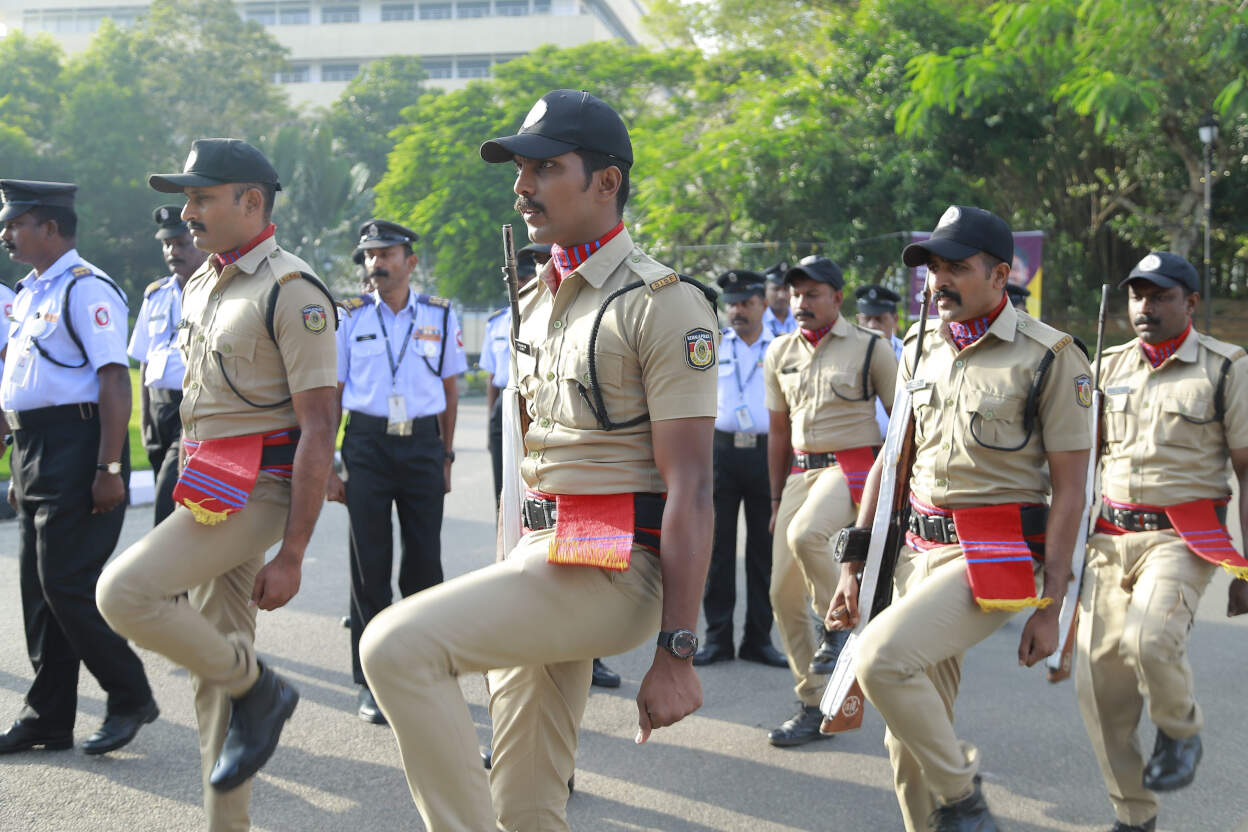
left=829, top=206, right=1093, bottom=830
left=325, top=218, right=467, bottom=724
left=361, top=89, right=718, bottom=832
left=762, top=262, right=797, bottom=337
left=1076, top=252, right=1248, bottom=832
left=0, top=179, right=158, bottom=756
left=694, top=269, right=787, bottom=668
left=129, top=204, right=207, bottom=525
left=98, top=139, right=339, bottom=830
left=854, top=284, right=905, bottom=441
left=763, top=256, right=897, bottom=746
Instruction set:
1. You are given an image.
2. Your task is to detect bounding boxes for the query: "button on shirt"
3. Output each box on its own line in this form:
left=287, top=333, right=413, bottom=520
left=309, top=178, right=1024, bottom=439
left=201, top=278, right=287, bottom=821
left=127, top=276, right=186, bottom=390
left=1098, top=331, right=1248, bottom=507
left=874, top=334, right=905, bottom=438
left=1, top=249, right=128, bottom=411
left=715, top=326, right=773, bottom=434
left=479, top=308, right=511, bottom=390
left=337, top=289, right=469, bottom=419
left=763, top=306, right=798, bottom=337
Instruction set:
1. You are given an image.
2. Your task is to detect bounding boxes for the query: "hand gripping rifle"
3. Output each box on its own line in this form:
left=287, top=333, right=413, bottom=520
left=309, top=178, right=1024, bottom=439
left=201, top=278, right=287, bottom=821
left=1046, top=284, right=1109, bottom=682
left=821, top=289, right=931, bottom=733
left=497, top=224, right=527, bottom=558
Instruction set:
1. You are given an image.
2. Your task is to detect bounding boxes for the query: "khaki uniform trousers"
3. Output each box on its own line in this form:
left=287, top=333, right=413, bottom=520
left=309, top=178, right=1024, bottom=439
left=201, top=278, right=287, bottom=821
left=856, top=544, right=1031, bottom=832
left=98, top=474, right=290, bottom=832
left=771, top=466, right=856, bottom=705
left=1074, top=530, right=1216, bottom=826
left=360, top=529, right=662, bottom=832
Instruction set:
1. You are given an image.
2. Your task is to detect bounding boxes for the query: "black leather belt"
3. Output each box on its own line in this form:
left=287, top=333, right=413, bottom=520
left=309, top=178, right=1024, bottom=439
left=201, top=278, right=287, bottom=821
left=522, top=492, right=666, bottom=533
left=792, top=451, right=833, bottom=470
left=714, top=430, right=765, bottom=449
left=346, top=411, right=439, bottom=435
left=260, top=438, right=300, bottom=467
left=1100, top=503, right=1227, bottom=533
left=4, top=402, right=96, bottom=431
left=148, top=387, right=183, bottom=405
left=908, top=504, right=1049, bottom=545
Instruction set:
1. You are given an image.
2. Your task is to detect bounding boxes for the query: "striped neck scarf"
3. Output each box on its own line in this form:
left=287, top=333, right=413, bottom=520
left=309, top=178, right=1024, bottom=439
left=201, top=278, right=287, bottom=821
left=551, top=222, right=625, bottom=281
left=211, top=223, right=276, bottom=274
left=800, top=319, right=835, bottom=347
left=948, top=293, right=1007, bottom=351
left=1140, top=322, right=1191, bottom=368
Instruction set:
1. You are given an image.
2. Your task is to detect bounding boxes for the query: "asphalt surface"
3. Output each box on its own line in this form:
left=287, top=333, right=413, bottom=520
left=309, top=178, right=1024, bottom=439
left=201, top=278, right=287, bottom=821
left=1, top=400, right=1246, bottom=831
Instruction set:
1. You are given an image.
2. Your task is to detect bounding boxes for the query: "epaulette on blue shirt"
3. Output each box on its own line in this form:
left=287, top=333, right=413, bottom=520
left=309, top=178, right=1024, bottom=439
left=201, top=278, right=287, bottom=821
left=144, top=276, right=171, bottom=298
left=417, top=294, right=451, bottom=308
left=70, top=265, right=94, bottom=278
left=336, top=294, right=375, bottom=317
left=488, top=307, right=508, bottom=322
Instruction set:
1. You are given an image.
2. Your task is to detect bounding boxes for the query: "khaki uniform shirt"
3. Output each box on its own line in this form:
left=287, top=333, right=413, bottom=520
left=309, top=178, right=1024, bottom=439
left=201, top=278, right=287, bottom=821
left=1099, top=331, right=1248, bottom=506
left=763, top=315, right=897, bottom=452
left=177, top=235, right=338, bottom=440
left=515, top=228, right=719, bottom=495
left=903, top=301, right=1093, bottom=508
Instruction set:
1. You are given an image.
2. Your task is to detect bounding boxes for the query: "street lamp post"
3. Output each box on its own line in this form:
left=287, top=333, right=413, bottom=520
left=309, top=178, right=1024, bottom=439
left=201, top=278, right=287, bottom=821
left=1198, top=111, right=1218, bottom=332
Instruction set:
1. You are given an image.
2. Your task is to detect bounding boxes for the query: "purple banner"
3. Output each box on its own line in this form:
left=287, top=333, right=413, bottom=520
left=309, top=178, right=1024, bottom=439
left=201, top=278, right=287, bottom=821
left=907, top=231, right=1045, bottom=319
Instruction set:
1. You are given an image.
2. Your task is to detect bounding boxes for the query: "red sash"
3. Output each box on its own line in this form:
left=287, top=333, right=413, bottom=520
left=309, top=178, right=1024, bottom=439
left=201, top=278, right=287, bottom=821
left=174, top=429, right=298, bottom=526
left=834, top=446, right=877, bottom=506
left=547, top=493, right=635, bottom=572
left=1097, top=497, right=1247, bottom=580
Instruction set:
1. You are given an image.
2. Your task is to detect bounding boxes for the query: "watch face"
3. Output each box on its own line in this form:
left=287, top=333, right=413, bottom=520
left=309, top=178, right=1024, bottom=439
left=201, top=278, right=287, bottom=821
left=671, top=630, right=697, bottom=658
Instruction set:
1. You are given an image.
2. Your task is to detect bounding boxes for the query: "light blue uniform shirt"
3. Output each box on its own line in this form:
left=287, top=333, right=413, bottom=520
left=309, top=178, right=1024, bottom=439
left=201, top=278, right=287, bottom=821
left=127, top=275, right=186, bottom=391
left=763, top=306, right=798, bottom=337
left=337, top=288, right=469, bottom=419
left=479, top=307, right=511, bottom=389
left=874, top=334, right=905, bottom=438
left=715, top=325, right=774, bottom=434
left=0, top=283, right=15, bottom=380
left=1, top=249, right=129, bottom=411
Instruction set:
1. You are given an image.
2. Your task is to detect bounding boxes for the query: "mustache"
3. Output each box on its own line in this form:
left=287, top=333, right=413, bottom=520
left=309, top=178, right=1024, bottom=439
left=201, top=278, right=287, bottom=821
left=514, top=196, right=546, bottom=216
left=729, top=315, right=748, bottom=325
left=188, top=221, right=207, bottom=232
left=793, top=309, right=815, bottom=319
left=933, top=288, right=962, bottom=304
left=1134, top=314, right=1161, bottom=327
left=369, top=268, right=390, bottom=279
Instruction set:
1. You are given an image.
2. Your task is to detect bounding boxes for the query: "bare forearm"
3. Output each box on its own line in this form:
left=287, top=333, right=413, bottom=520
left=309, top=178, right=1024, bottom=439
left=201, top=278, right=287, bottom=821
left=440, top=379, right=458, bottom=453
left=658, top=481, right=714, bottom=631
left=854, top=455, right=886, bottom=527
left=96, top=364, right=131, bottom=464
left=486, top=383, right=499, bottom=412
left=767, top=414, right=791, bottom=502
left=1042, top=451, right=1091, bottom=599
left=281, top=424, right=334, bottom=561
left=138, top=363, right=151, bottom=432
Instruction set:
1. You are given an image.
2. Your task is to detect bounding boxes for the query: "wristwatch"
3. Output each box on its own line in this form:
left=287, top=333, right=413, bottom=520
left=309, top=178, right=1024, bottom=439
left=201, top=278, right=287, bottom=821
left=657, top=629, right=698, bottom=660
left=96, top=461, right=122, bottom=475
left=443, top=448, right=456, bottom=462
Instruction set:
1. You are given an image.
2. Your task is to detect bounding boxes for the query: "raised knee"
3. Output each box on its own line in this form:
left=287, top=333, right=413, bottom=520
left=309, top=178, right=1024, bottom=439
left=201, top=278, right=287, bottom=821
left=854, top=629, right=898, bottom=693
left=95, top=559, right=136, bottom=632
left=1134, top=619, right=1184, bottom=667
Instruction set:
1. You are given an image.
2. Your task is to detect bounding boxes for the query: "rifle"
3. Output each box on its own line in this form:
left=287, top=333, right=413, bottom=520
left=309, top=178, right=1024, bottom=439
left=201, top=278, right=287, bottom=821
left=821, top=288, right=932, bottom=733
left=1046, top=283, right=1109, bottom=682
left=497, top=224, right=527, bottom=558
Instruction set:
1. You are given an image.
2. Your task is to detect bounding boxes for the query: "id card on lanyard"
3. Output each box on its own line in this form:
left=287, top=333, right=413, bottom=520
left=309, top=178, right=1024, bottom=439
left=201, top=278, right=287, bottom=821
left=732, top=337, right=762, bottom=432
left=375, top=304, right=415, bottom=436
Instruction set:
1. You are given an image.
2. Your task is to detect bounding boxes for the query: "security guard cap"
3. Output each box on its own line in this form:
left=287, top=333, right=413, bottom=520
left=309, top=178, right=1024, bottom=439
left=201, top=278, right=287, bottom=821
left=149, top=138, right=282, bottom=194
left=1119, top=251, right=1199, bottom=293
left=903, top=205, right=1013, bottom=268
left=355, top=219, right=419, bottom=252
left=0, top=179, right=78, bottom=223
left=716, top=269, right=765, bottom=304
left=763, top=261, right=790, bottom=286
left=785, top=255, right=844, bottom=290
left=518, top=242, right=552, bottom=262
left=1005, top=282, right=1031, bottom=307
left=153, top=204, right=190, bottom=240
left=855, top=284, right=901, bottom=315
left=480, top=89, right=633, bottom=165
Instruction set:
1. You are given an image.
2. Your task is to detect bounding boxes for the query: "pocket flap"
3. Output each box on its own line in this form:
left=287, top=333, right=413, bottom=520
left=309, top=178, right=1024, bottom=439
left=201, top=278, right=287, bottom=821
left=963, top=389, right=1022, bottom=421
left=210, top=330, right=257, bottom=362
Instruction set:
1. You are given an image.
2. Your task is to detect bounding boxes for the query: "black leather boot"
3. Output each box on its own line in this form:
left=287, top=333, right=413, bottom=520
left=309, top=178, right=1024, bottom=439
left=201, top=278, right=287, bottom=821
left=767, top=703, right=830, bottom=747
left=928, top=777, right=999, bottom=832
left=209, top=663, right=299, bottom=792
left=1142, top=728, right=1201, bottom=791
left=1109, top=818, right=1156, bottom=831
left=809, top=627, right=849, bottom=675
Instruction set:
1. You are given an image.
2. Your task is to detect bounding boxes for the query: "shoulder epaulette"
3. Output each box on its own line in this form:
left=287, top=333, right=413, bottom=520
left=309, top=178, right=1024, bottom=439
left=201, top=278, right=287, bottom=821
left=488, top=307, right=508, bottom=322
left=1101, top=341, right=1132, bottom=356
left=420, top=294, right=451, bottom=308
left=624, top=248, right=677, bottom=285
left=70, top=265, right=93, bottom=278
left=1198, top=332, right=1247, bottom=362
left=336, top=294, right=374, bottom=316
left=852, top=323, right=882, bottom=339
left=903, top=320, right=924, bottom=343
left=276, top=271, right=302, bottom=285
left=1014, top=311, right=1069, bottom=350
left=144, top=277, right=169, bottom=298
left=647, top=273, right=679, bottom=293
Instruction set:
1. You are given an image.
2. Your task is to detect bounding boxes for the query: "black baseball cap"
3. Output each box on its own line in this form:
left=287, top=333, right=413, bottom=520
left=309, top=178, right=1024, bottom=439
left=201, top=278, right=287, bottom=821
left=785, top=255, right=844, bottom=290
left=153, top=204, right=189, bottom=240
left=902, top=205, right=1013, bottom=268
left=1119, top=252, right=1199, bottom=293
left=763, top=261, right=790, bottom=286
left=0, top=179, right=77, bottom=223
left=1005, top=282, right=1031, bottom=307
left=855, top=284, right=901, bottom=315
left=716, top=269, right=765, bottom=304
left=149, top=138, right=282, bottom=193
left=480, top=90, right=633, bottom=165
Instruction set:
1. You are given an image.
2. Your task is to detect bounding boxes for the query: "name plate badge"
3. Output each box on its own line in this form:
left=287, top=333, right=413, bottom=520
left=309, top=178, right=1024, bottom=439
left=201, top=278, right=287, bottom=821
left=733, top=432, right=757, bottom=449
left=905, top=378, right=931, bottom=392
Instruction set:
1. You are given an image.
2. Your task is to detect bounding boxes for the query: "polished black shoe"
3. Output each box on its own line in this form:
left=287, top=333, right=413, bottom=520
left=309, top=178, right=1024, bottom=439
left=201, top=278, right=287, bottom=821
left=809, top=627, right=849, bottom=675
left=738, top=642, right=788, bottom=668
left=82, top=700, right=159, bottom=756
left=1142, top=729, right=1201, bottom=792
left=356, top=687, right=386, bottom=725
left=928, top=777, right=999, bottom=831
left=0, top=719, right=73, bottom=754
left=692, top=642, right=735, bottom=666
left=591, top=658, right=621, bottom=688
left=767, top=704, right=831, bottom=748
left=209, top=664, right=299, bottom=792
left=1109, top=818, right=1156, bottom=832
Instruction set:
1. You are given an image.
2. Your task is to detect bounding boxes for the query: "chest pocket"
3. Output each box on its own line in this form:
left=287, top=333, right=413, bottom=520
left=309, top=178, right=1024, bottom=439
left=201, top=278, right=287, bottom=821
left=148, top=317, right=169, bottom=338
left=211, top=329, right=258, bottom=386
left=909, top=384, right=935, bottom=442
left=351, top=336, right=385, bottom=360
left=1156, top=380, right=1216, bottom=448
left=557, top=347, right=625, bottom=430
left=777, top=365, right=805, bottom=406
left=1104, top=393, right=1130, bottom=444
left=964, top=388, right=1027, bottom=450
left=827, top=369, right=865, bottom=402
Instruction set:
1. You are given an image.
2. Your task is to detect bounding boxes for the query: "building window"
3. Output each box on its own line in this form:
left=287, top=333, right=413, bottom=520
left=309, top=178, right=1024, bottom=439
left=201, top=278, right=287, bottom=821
left=495, top=0, right=528, bottom=15
left=457, top=58, right=490, bottom=78
left=321, top=5, right=360, bottom=22
left=456, top=2, right=489, bottom=18
left=278, top=64, right=311, bottom=83
left=381, top=3, right=414, bottom=19
left=533, top=0, right=550, bottom=12
left=279, top=6, right=310, bottom=23
left=419, top=2, right=452, bottom=18
left=493, top=53, right=524, bottom=65
left=423, top=59, right=453, bottom=78
left=244, top=4, right=276, bottom=23
left=322, top=62, right=360, bottom=81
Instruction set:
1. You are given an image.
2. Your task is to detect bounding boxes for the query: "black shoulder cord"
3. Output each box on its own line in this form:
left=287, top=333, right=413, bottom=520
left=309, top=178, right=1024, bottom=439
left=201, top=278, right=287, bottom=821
left=419, top=303, right=451, bottom=378
left=968, top=347, right=1057, bottom=452
left=32, top=273, right=126, bottom=369
left=829, top=333, right=879, bottom=402
left=1178, top=356, right=1232, bottom=426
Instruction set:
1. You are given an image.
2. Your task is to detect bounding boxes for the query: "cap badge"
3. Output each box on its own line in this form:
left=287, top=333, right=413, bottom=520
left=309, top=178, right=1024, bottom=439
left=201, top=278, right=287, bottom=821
left=368, top=223, right=379, bottom=238
left=937, top=206, right=961, bottom=229
left=159, top=207, right=169, bottom=222
left=1138, top=254, right=1162, bottom=273
left=867, top=289, right=877, bottom=300
left=522, top=99, right=548, bottom=129
left=799, top=254, right=819, bottom=266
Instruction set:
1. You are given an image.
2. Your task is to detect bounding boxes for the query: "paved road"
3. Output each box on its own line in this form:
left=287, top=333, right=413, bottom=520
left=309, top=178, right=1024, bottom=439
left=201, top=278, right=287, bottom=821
left=1, top=401, right=1245, bottom=831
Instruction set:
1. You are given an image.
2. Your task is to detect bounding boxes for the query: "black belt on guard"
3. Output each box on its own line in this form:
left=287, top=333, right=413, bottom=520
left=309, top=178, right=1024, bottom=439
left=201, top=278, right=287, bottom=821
left=521, top=492, right=666, bottom=554
left=1100, top=502, right=1227, bottom=533
left=908, top=504, right=1048, bottom=555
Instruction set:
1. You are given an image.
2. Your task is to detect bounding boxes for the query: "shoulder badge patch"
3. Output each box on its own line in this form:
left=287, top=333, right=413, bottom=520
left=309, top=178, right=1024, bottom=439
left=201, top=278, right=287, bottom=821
left=649, top=274, right=678, bottom=292
left=71, top=265, right=93, bottom=278
left=684, top=327, right=715, bottom=371
left=425, top=295, right=451, bottom=308
left=302, top=304, right=328, bottom=333
left=1074, top=374, right=1092, bottom=408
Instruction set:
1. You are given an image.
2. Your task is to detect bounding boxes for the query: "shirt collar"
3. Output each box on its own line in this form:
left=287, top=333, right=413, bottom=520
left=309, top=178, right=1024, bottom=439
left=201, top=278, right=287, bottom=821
left=1136, top=323, right=1196, bottom=368
left=211, top=224, right=277, bottom=276
left=724, top=325, right=774, bottom=347
left=538, top=226, right=634, bottom=293
left=940, top=294, right=1017, bottom=349
left=36, top=248, right=81, bottom=281
left=369, top=287, right=416, bottom=317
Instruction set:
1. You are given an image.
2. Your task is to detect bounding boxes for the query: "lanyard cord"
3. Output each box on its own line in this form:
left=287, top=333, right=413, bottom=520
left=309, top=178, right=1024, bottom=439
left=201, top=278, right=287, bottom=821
left=732, top=336, right=763, bottom=397
left=374, top=302, right=415, bottom=387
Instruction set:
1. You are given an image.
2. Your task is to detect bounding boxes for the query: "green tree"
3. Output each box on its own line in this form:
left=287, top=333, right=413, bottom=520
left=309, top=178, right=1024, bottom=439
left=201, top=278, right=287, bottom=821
left=324, top=56, right=431, bottom=187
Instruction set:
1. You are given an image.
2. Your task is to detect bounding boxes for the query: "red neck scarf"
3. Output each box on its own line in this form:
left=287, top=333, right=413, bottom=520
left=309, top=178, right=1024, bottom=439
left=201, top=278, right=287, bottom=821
left=211, top=223, right=276, bottom=274
left=800, top=319, right=835, bottom=347
left=1139, top=323, right=1191, bottom=368
left=948, top=293, right=1008, bottom=351
left=550, top=222, right=625, bottom=282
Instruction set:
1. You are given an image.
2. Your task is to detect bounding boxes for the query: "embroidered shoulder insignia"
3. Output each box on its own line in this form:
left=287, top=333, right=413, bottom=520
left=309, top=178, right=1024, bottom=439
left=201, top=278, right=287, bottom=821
left=1074, top=374, right=1093, bottom=408
left=649, top=274, right=679, bottom=292
left=276, top=271, right=302, bottom=285
left=1052, top=335, right=1072, bottom=353
left=144, top=278, right=167, bottom=297
left=424, top=295, right=451, bottom=308
left=335, top=294, right=373, bottom=315
left=684, top=327, right=715, bottom=371
left=302, top=304, right=328, bottom=333
left=71, top=265, right=93, bottom=277
left=488, top=307, right=508, bottom=322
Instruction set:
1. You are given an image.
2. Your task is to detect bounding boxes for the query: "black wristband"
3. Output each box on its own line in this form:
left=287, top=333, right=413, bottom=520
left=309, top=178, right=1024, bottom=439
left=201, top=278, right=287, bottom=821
left=833, top=526, right=871, bottom=563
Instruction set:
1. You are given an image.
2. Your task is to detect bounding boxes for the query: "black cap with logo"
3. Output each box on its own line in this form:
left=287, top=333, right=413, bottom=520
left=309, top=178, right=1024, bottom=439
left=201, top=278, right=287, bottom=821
left=785, top=255, right=844, bottom=290
left=1119, top=251, right=1199, bottom=293
left=716, top=269, right=766, bottom=304
left=152, top=204, right=190, bottom=240
left=855, top=284, right=901, bottom=315
left=763, top=261, right=790, bottom=286
left=1005, top=282, right=1031, bottom=307
left=149, top=138, right=282, bottom=194
left=0, top=179, right=78, bottom=223
left=355, top=219, right=418, bottom=251
left=902, top=205, right=1013, bottom=268
left=480, top=90, right=633, bottom=165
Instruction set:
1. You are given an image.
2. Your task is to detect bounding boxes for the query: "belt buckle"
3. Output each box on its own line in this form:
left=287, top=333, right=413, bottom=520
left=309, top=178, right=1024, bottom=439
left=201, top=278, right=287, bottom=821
left=3, top=410, right=18, bottom=431
left=1142, top=513, right=1161, bottom=532
left=733, top=432, right=754, bottom=449
left=522, top=500, right=537, bottom=530
left=945, top=518, right=958, bottom=543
